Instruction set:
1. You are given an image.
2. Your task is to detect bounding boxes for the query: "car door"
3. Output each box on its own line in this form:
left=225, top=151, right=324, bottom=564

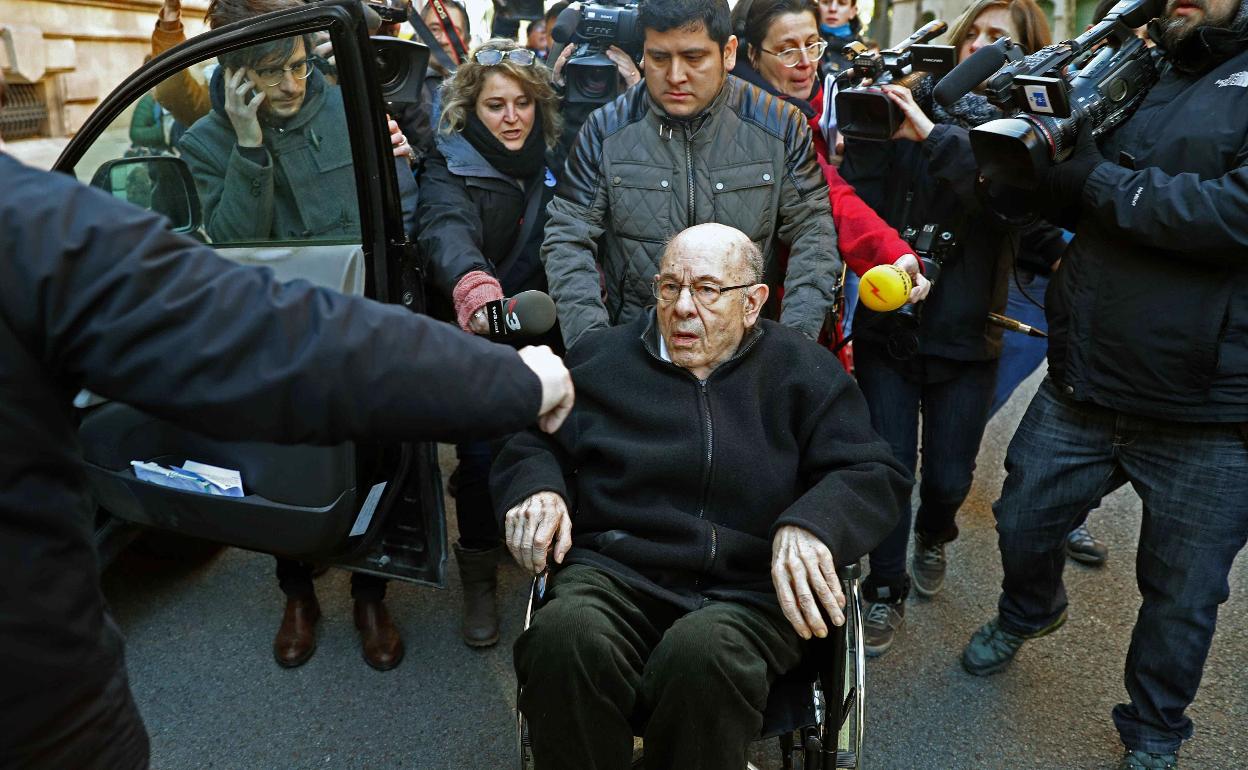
left=55, top=0, right=449, bottom=587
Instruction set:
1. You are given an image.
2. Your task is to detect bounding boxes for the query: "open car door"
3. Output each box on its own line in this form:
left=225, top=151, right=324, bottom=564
left=55, top=1, right=448, bottom=587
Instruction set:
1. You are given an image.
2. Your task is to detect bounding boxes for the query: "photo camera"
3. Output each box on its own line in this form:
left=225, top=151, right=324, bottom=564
left=835, top=20, right=957, bottom=141
left=550, top=0, right=643, bottom=104
left=943, top=0, right=1164, bottom=184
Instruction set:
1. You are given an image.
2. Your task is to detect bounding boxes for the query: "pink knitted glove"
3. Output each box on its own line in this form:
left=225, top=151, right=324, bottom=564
left=452, top=270, right=505, bottom=332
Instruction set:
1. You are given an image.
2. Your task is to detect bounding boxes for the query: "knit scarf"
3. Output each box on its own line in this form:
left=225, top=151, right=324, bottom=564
left=820, top=22, right=853, bottom=37
left=462, top=109, right=547, bottom=180
left=910, top=73, right=1003, bottom=129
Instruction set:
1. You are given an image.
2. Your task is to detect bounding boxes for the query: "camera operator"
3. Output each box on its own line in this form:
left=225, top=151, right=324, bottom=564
left=540, top=0, right=840, bottom=349
left=729, top=0, right=931, bottom=371
left=548, top=39, right=642, bottom=166
left=961, top=0, right=1248, bottom=764
left=415, top=38, right=564, bottom=647
left=837, top=0, right=1054, bottom=658
left=408, top=0, right=472, bottom=160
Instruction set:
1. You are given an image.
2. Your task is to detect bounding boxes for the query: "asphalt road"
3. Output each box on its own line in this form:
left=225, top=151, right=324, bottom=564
left=101, top=368, right=1247, bottom=769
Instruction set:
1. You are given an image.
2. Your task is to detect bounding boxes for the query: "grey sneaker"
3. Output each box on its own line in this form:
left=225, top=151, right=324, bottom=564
left=863, top=600, right=904, bottom=657
left=910, top=534, right=947, bottom=597
left=961, top=613, right=1066, bottom=676
left=1066, top=523, right=1109, bottom=566
left=1118, top=750, right=1179, bottom=769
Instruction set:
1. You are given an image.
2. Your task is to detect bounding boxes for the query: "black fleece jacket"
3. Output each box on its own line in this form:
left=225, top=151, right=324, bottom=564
left=491, top=312, right=911, bottom=613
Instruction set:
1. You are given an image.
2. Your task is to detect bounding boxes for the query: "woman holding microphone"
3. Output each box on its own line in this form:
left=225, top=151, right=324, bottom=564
left=416, top=38, right=563, bottom=647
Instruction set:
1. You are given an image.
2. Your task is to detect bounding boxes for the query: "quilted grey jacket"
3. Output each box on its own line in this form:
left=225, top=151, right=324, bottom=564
left=541, top=75, right=840, bottom=348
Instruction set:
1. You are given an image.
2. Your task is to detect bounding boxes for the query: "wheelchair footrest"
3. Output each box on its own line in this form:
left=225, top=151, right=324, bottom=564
left=835, top=751, right=857, bottom=768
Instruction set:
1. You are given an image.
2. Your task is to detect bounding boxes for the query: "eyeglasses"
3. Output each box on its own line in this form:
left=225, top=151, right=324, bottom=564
left=253, top=57, right=314, bottom=88
left=761, top=40, right=828, bottom=68
left=473, top=48, right=538, bottom=66
left=652, top=278, right=754, bottom=306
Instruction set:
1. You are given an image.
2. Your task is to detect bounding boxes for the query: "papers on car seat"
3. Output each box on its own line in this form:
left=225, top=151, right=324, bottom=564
left=130, top=460, right=244, bottom=497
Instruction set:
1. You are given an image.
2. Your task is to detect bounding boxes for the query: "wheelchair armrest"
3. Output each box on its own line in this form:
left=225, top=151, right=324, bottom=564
left=837, top=561, right=862, bottom=582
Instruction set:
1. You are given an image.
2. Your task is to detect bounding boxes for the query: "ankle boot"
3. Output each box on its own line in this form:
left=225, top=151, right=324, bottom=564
left=354, top=598, right=404, bottom=671
left=273, top=595, right=320, bottom=668
left=454, top=544, right=501, bottom=647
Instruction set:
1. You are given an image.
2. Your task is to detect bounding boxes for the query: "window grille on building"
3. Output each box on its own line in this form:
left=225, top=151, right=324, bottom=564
left=0, top=83, right=49, bottom=141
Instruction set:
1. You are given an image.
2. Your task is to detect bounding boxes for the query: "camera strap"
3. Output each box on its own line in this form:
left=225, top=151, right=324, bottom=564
left=405, top=0, right=468, bottom=70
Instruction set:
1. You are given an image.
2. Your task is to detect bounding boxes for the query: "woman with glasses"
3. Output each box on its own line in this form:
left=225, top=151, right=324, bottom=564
left=415, top=38, right=563, bottom=648
left=729, top=0, right=930, bottom=371
left=835, top=0, right=1062, bottom=659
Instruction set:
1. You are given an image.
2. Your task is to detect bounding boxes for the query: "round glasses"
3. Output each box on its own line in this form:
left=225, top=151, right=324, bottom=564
left=474, top=48, right=538, bottom=66
left=253, top=56, right=315, bottom=88
left=761, top=40, right=829, bottom=68
left=652, top=278, right=753, bottom=307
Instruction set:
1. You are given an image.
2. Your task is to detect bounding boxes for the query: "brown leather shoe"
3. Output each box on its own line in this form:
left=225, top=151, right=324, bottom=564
left=273, top=596, right=320, bottom=668
left=354, top=599, right=404, bottom=671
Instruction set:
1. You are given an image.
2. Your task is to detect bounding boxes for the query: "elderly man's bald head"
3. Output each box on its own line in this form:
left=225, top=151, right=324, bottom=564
left=653, top=223, right=769, bottom=381
left=660, top=223, right=764, bottom=284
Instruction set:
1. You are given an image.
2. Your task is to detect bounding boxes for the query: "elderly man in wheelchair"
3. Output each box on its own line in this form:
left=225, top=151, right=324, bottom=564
left=491, top=224, right=910, bottom=770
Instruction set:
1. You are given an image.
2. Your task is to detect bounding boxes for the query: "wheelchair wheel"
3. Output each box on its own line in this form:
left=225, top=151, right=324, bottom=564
left=833, top=579, right=865, bottom=769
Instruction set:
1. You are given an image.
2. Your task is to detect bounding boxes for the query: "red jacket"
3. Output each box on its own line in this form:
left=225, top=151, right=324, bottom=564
left=808, top=86, right=914, bottom=276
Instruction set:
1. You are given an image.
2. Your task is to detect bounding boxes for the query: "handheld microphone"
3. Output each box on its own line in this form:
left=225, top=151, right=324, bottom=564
left=933, top=38, right=1013, bottom=108
left=550, top=6, right=581, bottom=44
left=483, top=290, right=557, bottom=339
left=987, top=312, right=1047, bottom=338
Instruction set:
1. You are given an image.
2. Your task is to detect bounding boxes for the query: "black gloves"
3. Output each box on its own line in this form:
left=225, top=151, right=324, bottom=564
left=1035, top=127, right=1105, bottom=206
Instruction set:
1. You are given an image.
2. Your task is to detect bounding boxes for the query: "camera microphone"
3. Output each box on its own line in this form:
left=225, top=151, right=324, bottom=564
left=987, top=312, right=1047, bottom=338
left=483, top=290, right=558, bottom=339
left=550, top=6, right=581, bottom=44
left=934, top=38, right=1013, bottom=108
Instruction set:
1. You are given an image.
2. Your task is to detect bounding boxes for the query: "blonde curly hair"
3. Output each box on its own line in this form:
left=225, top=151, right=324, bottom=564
left=438, top=38, right=563, bottom=149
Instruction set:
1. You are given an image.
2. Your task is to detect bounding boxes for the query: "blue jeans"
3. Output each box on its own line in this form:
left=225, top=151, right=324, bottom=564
left=854, top=345, right=998, bottom=594
left=993, top=378, right=1248, bottom=753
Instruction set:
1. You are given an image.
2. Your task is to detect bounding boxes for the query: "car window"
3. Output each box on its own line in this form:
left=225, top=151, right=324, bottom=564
left=71, top=31, right=362, bottom=249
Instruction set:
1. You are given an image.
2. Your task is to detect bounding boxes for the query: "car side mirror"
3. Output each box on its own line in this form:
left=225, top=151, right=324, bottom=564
left=89, top=156, right=203, bottom=235
left=370, top=36, right=430, bottom=105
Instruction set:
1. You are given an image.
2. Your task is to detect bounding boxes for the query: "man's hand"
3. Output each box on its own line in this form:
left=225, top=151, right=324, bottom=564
left=604, top=46, right=642, bottom=88
left=771, top=525, right=845, bottom=639
left=894, top=254, right=932, bottom=304
left=160, top=0, right=181, bottom=24
left=882, top=84, right=935, bottom=143
left=224, top=68, right=265, bottom=148
left=313, top=31, right=335, bottom=69
left=550, top=44, right=575, bottom=88
left=517, top=345, right=574, bottom=434
left=504, top=491, right=572, bottom=573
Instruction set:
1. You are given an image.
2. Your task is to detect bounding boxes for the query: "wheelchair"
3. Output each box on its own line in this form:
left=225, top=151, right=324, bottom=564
left=515, top=563, right=866, bottom=770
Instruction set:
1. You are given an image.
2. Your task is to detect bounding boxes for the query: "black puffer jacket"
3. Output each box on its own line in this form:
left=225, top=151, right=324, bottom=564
left=491, top=312, right=910, bottom=613
left=1048, top=44, right=1248, bottom=422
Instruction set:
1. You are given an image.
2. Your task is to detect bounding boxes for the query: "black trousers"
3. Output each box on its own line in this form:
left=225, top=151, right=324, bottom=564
left=274, top=557, right=387, bottom=602
left=515, top=564, right=803, bottom=770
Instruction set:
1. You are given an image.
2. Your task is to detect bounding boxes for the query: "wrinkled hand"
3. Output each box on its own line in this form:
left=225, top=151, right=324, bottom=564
left=505, top=491, right=572, bottom=573
left=160, top=0, right=181, bottom=23
left=517, top=345, right=575, bottom=434
left=894, top=254, right=932, bottom=304
left=388, top=116, right=414, bottom=162
left=224, top=68, right=264, bottom=148
left=882, top=84, right=934, bottom=143
left=771, top=525, right=845, bottom=639
left=605, top=46, right=642, bottom=87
